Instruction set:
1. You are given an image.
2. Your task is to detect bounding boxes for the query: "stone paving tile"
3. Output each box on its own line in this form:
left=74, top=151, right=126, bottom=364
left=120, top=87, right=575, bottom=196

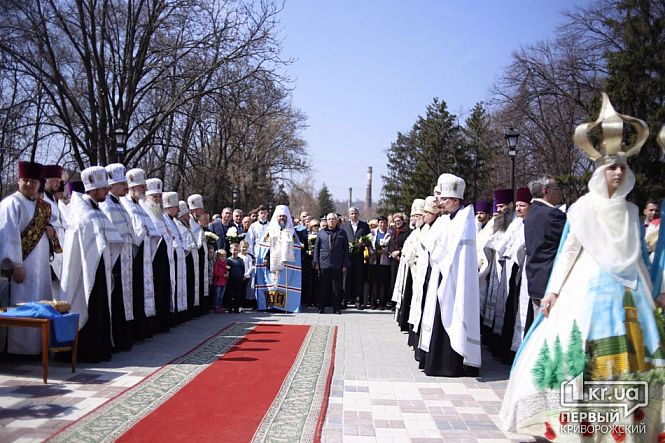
left=0, top=308, right=536, bottom=442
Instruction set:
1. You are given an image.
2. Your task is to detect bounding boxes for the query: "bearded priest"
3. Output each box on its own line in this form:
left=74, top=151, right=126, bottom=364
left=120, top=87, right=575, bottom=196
left=255, top=205, right=302, bottom=312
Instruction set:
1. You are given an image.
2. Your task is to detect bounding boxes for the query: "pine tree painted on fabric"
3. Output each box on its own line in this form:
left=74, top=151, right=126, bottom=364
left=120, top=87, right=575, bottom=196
left=566, top=320, right=586, bottom=378
left=552, top=336, right=566, bottom=388
left=532, top=341, right=553, bottom=390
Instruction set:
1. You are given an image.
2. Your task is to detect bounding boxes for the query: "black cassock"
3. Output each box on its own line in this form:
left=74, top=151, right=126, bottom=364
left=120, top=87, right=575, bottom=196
left=132, top=241, right=156, bottom=340
left=77, top=256, right=113, bottom=363
left=153, top=239, right=172, bottom=332
left=396, top=269, right=413, bottom=332
left=185, top=252, right=195, bottom=320
left=196, top=245, right=207, bottom=315
left=111, top=255, right=133, bottom=352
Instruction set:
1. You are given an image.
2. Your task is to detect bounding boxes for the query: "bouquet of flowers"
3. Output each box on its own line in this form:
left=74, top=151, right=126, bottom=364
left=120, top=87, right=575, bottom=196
left=359, top=234, right=372, bottom=245
left=376, top=235, right=390, bottom=253
left=204, top=231, right=219, bottom=246
left=226, top=226, right=240, bottom=244
left=307, top=233, right=317, bottom=252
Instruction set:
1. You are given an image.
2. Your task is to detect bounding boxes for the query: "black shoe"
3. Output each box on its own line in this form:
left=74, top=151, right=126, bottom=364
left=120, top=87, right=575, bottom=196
left=318, top=309, right=325, bottom=314
left=356, top=303, right=364, bottom=310
left=334, top=309, right=341, bottom=314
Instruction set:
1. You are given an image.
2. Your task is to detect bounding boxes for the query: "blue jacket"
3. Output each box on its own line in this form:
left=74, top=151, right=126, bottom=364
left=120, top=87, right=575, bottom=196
left=313, top=227, right=349, bottom=270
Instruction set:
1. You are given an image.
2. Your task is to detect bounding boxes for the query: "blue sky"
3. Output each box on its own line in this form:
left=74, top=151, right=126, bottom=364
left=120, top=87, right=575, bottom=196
left=279, top=0, right=590, bottom=202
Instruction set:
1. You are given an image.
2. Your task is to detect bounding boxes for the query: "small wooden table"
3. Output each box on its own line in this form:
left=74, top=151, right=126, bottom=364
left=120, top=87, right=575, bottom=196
left=0, top=316, right=78, bottom=383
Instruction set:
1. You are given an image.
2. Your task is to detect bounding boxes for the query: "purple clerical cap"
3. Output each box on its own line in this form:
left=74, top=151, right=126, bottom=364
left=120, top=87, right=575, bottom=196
left=475, top=200, right=491, bottom=214
left=493, top=188, right=514, bottom=205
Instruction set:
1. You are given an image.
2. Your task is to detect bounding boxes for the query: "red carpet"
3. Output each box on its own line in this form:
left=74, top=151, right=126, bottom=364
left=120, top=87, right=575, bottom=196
left=117, top=324, right=310, bottom=442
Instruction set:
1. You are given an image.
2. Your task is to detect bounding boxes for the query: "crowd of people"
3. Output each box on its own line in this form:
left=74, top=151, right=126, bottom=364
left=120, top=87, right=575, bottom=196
left=0, top=159, right=419, bottom=364
left=1, top=94, right=665, bottom=440
left=389, top=95, right=665, bottom=441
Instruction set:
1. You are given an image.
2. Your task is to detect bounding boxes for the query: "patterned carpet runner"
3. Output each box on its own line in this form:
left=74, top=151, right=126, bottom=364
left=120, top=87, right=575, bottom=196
left=49, top=322, right=337, bottom=442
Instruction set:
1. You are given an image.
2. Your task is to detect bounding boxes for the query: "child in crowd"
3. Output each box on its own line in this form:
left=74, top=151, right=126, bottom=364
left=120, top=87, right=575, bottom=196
left=238, top=240, right=256, bottom=309
left=212, top=249, right=229, bottom=313
left=226, top=243, right=246, bottom=314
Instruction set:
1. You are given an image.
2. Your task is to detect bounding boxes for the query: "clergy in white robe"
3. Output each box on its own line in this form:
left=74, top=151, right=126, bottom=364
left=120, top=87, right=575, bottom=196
left=162, top=192, right=188, bottom=323
left=61, top=166, right=123, bottom=362
left=177, top=201, right=199, bottom=317
left=255, top=205, right=302, bottom=312
left=245, top=205, right=270, bottom=260
left=42, top=164, right=66, bottom=299
left=140, top=177, right=175, bottom=332
left=393, top=198, right=425, bottom=331
left=407, top=196, right=438, bottom=353
left=418, top=174, right=481, bottom=377
left=502, top=188, right=532, bottom=355
left=187, top=194, right=209, bottom=314
left=0, top=162, right=53, bottom=354
left=474, top=200, right=492, bottom=233
left=59, top=181, right=85, bottom=227
left=100, top=164, right=136, bottom=351
left=478, top=189, right=513, bottom=334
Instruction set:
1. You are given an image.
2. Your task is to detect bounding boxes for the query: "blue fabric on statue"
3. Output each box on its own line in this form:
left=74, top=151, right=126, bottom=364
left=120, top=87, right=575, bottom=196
left=0, top=302, right=78, bottom=345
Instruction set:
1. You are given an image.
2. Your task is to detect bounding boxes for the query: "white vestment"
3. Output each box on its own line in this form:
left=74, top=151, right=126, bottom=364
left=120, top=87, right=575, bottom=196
left=419, top=206, right=481, bottom=368
left=481, top=222, right=513, bottom=332
left=122, top=196, right=159, bottom=317
left=163, top=214, right=188, bottom=312
left=141, top=201, right=177, bottom=312
left=189, top=214, right=209, bottom=302
left=407, top=223, right=432, bottom=333
left=246, top=220, right=270, bottom=259
left=44, top=192, right=65, bottom=298
left=392, top=227, right=420, bottom=308
left=176, top=219, right=199, bottom=306
left=100, top=194, right=136, bottom=321
left=0, top=192, right=53, bottom=354
left=61, top=194, right=123, bottom=330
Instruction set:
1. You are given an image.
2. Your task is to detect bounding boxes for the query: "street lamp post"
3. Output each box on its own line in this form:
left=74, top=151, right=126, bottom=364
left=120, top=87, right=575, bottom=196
left=114, top=128, right=127, bottom=163
left=504, top=127, right=520, bottom=194
left=232, top=187, right=239, bottom=208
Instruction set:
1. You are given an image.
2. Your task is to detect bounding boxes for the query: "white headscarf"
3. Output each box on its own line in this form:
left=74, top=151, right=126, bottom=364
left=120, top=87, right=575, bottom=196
left=267, top=205, right=297, bottom=272
left=567, top=163, right=641, bottom=288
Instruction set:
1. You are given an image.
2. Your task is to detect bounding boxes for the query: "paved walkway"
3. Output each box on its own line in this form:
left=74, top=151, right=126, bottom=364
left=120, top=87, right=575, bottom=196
left=0, top=309, right=534, bottom=442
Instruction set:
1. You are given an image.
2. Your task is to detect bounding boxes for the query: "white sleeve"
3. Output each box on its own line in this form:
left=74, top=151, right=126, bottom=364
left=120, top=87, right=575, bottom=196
left=0, top=198, right=24, bottom=269
left=545, top=231, right=582, bottom=295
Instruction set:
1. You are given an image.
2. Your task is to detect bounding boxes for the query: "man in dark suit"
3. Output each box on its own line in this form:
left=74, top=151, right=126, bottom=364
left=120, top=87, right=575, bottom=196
left=341, top=207, right=370, bottom=309
left=524, top=175, right=566, bottom=332
left=209, top=206, right=234, bottom=253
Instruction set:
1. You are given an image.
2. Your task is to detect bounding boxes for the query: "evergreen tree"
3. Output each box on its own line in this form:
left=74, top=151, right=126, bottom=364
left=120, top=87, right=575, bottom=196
left=603, top=0, right=665, bottom=205
left=274, top=183, right=290, bottom=207
left=566, top=320, right=586, bottom=378
left=552, top=336, right=566, bottom=387
left=379, top=98, right=472, bottom=212
left=532, top=341, right=553, bottom=390
left=463, top=102, right=497, bottom=202
left=317, top=184, right=336, bottom=216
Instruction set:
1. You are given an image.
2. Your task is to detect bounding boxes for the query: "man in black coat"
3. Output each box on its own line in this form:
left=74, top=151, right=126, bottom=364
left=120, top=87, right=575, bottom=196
left=524, top=175, right=566, bottom=332
left=313, top=213, right=349, bottom=313
left=209, top=207, right=233, bottom=253
left=340, top=207, right=371, bottom=309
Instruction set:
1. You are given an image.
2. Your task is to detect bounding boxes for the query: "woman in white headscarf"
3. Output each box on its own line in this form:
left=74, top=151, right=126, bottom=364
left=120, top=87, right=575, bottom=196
left=500, top=160, right=665, bottom=442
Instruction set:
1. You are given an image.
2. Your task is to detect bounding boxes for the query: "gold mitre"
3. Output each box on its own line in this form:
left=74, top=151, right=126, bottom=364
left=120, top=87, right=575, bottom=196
left=658, top=125, right=665, bottom=153
left=573, top=92, right=649, bottom=167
